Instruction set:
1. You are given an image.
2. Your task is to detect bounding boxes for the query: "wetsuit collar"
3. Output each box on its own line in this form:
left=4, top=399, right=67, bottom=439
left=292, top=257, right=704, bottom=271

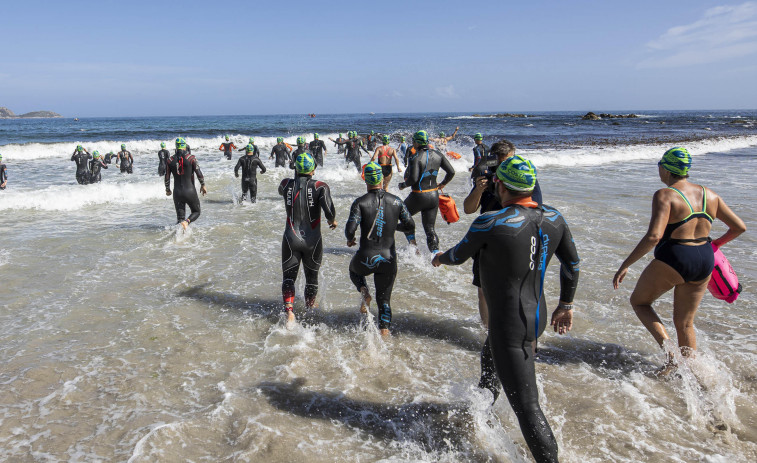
left=502, top=196, right=538, bottom=208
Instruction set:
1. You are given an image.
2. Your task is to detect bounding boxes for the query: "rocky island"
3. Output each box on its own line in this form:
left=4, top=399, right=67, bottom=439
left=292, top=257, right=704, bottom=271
left=582, top=112, right=638, bottom=120
left=472, top=113, right=528, bottom=118
left=0, top=107, right=62, bottom=119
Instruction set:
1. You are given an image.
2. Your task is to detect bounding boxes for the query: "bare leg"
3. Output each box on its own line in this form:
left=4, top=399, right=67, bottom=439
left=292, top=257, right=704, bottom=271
left=285, top=303, right=295, bottom=325
left=359, top=286, right=371, bottom=314
left=380, top=328, right=390, bottom=337
left=672, top=277, right=709, bottom=351
left=629, top=259, right=683, bottom=347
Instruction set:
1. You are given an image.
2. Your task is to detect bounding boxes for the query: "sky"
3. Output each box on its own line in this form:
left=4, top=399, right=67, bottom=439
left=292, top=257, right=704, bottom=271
left=1, top=0, right=756, bottom=116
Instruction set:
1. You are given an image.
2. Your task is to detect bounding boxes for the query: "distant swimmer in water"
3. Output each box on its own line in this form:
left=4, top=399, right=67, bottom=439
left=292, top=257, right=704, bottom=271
left=430, top=126, right=459, bottom=153
left=330, top=131, right=369, bottom=173
left=613, top=148, right=746, bottom=375
left=88, top=151, right=109, bottom=183
left=157, top=142, right=170, bottom=176
left=278, top=153, right=337, bottom=324
left=71, top=145, right=92, bottom=184
left=234, top=143, right=266, bottom=203
left=334, top=133, right=347, bottom=156
left=471, top=133, right=488, bottom=171
left=290, top=136, right=310, bottom=168
left=309, top=133, right=328, bottom=167
left=270, top=137, right=293, bottom=168
left=433, top=156, right=579, bottom=463
left=219, top=135, right=237, bottom=160
left=116, top=144, right=133, bottom=174
left=104, top=151, right=117, bottom=165
left=369, top=135, right=403, bottom=189
left=398, top=136, right=409, bottom=167
left=165, top=137, right=207, bottom=230
left=238, top=137, right=260, bottom=157
left=346, top=162, right=416, bottom=337
left=0, top=154, right=7, bottom=190
left=398, top=130, right=455, bottom=253
left=365, top=131, right=379, bottom=152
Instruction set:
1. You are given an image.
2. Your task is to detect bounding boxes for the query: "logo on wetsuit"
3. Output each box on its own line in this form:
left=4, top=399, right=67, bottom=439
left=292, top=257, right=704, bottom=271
left=286, top=185, right=293, bottom=206
left=375, top=205, right=385, bottom=238
left=529, top=236, right=537, bottom=270
left=307, top=185, right=315, bottom=208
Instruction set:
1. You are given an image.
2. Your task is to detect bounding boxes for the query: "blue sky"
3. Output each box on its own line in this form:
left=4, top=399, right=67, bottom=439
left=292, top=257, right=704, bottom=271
left=1, top=0, right=756, bottom=116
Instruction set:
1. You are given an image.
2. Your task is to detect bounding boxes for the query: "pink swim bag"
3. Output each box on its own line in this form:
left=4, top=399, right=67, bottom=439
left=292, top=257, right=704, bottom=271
left=708, top=243, right=742, bottom=303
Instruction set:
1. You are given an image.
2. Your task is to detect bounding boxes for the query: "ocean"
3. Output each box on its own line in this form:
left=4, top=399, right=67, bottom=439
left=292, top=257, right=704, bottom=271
left=0, top=111, right=755, bottom=462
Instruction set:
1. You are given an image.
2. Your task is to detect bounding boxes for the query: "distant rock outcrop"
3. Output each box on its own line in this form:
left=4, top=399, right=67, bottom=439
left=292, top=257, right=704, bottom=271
left=582, top=112, right=638, bottom=120
left=582, top=112, right=600, bottom=120
left=0, top=106, right=62, bottom=118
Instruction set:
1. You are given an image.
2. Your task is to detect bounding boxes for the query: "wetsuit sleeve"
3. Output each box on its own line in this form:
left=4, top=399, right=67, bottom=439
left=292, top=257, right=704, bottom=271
left=345, top=198, right=361, bottom=241
left=71, top=152, right=77, bottom=161
left=257, top=159, right=266, bottom=174
left=193, top=158, right=205, bottom=186
left=439, top=154, right=455, bottom=187
left=402, top=154, right=421, bottom=188
left=532, top=180, right=543, bottom=205
left=554, top=218, right=580, bottom=303
left=278, top=179, right=288, bottom=197
left=318, top=183, right=337, bottom=223
left=396, top=201, right=415, bottom=234
left=254, top=146, right=260, bottom=157
left=164, top=160, right=171, bottom=189
left=437, top=218, right=487, bottom=265
left=234, top=158, right=243, bottom=176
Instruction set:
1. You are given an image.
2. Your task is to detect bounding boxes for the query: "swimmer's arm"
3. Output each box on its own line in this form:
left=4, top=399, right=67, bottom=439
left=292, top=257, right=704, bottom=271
left=164, top=166, right=171, bottom=191
left=345, top=200, right=361, bottom=242
left=438, top=155, right=455, bottom=188
left=393, top=151, right=403, bottom=172
left=446, top=126, right=459, bottom=142
left=257, top=159, right=266, bottom=174
left=712, top=191, right=746, bottom=248
left=464, top=179, right=487, bottom=214
left=319, top=184, right=337, bottom=225
left=396, top=202, right=416, bottom=235
left=234, top=158, right=242, bottom=177
left=437, top=225, right=484, bottom=266
left=370, top=149, right=379, bottom=163
left=554, top=224, right=580, bottom=304
left=193, top=160, right=205, bottom=187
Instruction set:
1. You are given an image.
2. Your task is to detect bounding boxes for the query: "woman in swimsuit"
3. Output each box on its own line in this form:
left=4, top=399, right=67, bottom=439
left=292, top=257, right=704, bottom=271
left=370, top=135, right=403, bottom=189
left=613, top=147, right=745, bottom=371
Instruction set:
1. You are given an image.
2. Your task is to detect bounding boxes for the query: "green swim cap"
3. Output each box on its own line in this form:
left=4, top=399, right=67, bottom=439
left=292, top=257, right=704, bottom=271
left=363, top=162, right=383, bottom=186
left=339, top=133, right=343, bottom=137
left=108, top=151, right=114, bottom=155
left=297, top=136, right=305, bottom=145
left=93, top=150, right=100, bottom=158
left=496, top=155, right=537, bottom=192
left=294, top=153, right=316, bottom=174
left=474, top=133, right=483, bottom=140
left=382, top=135, right=390, bottom=145
left=413, top=130, right=429, bottom=146
left=161, top=142, right=166, bottom=148
left=249, top=137, right=254, bottom=143
left=371, top=131, right=375, bottom=135
left=77, top=145, right=83, bottom=152
left=121, top=144, right=126, bottom=150
left=225, top=135, right=230, bottom=141
left=245, top=144, right=254, bottom=152
left=659, top=147, right=692, bottom=176
left=401, top=136, right=406, bottom=142
left=439, top=132, right=445, bottom=137
left=314, top=133, right=319, bottom=139
left=176, top=137, right=187, bottom=149
left=277, top=137, right=284, bottom=143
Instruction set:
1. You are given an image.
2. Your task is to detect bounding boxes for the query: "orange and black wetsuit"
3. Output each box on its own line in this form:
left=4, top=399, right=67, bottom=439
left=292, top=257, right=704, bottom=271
left=220, top=142, right=237, bottom=160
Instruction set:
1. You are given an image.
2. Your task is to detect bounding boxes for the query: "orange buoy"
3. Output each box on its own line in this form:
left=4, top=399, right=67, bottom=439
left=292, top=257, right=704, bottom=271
left=446, top=151, right=462, bottom=159
left=438, top=193, right=460, bottom=224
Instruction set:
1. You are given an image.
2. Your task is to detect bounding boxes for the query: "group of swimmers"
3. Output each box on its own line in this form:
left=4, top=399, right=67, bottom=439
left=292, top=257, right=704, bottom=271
left=69, top=144, right=134, bottom=184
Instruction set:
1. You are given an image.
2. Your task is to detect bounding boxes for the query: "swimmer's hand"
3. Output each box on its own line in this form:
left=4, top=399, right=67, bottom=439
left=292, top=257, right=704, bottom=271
left=347, top=238, right=356, bottom=247
left=550, top=305, right=573, bottom=335
left=166, top=189, right=172, bottom=196
left=613, top=267, right=628, bottom=289
left=431, top=254, right=442, bottom=267
left=200, top=185, right=207, bottom=196
left=398, top=182, right=407, bottom=190
left=328, top=220, right=337, bottom=230
left=475, top=176, right=488, bottom=191
left=235, top=173, right=239, bottom=178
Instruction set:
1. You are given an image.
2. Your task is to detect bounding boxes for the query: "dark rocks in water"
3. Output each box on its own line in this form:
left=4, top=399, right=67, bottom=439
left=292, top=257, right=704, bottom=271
left=582, top=112, right=638, bottom=120
left=0, top=107, right=62, bottom=118
left=729, top=119, right=749, bottom=124
left=472, top=113, right=528, bottom=118
left=582, top=112, right=600, bottom=120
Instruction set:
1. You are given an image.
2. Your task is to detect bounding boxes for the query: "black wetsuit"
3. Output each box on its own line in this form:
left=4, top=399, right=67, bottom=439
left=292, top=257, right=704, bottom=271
left=165, top=149, right=205, bottom=224
left=399, top=143, right=409, bottom=167
left=334, top=138, right=369, bottom=172
left=158, top=149, right=170, bottom=176
left=346, top=189, right=415, bottom=329
left=291, top=146, right=310, bottom=169
left=438, top=203, right=579, bottom=463
left=271, top=143, right=292, bottom=167
left=365, top=135, right=378, bottom=152
left=278, top=175, right=336, bottom=307
left=88, top=158, right=108, bottom=183
left=234, top=154, right=266, bottom=203
left=71, top=151, right=92, bottom=184
left=0, top=163, right=7, bottom=190
left=104, top=153, right=117, bottom=165
left=220, top=142, right=236, bottom=160
left=117, top=150, right=133, bottom=174
left=398, top=147, right=455, bottom=252
left=335, top=137, right=347, bottom=155
left=472, top=142, right=489, bottom=167
left=309, top=139, right=327, bottom=167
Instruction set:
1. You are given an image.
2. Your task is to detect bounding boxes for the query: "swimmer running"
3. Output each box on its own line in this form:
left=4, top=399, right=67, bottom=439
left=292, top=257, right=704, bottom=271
left=369, top=135, right=403, bottom=189
left=234, top=143, right=266, bottom=203
left=165, top=137, right=207, bottom=230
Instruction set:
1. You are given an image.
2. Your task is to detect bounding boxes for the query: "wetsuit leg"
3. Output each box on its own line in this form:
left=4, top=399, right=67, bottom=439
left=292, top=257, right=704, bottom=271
left=127, top=165, right=133, bottom=174
left=185, top=191, right=201, bottom=223
left=173, top=195, right=187, bottom=222
left=315, top=153, right=324, bottom=167
left=241, top=179, right=250, bottom=202
left=249, top=179, right=258, bottom=203
left=158, top=165, right=166, bottom=176
left=301, top=237, right=323, bottom=307
left=490, top=337, right=558, bottom=463
left=349, top=270, right=367, bottom=291
left=420, top=199, right=440, bottom=252
left=281, top=236, right=303, bottom=305
left=373, top=262, right=396, bottom=330
left=478, top=336, right=501, bottom=401
left=352, top=157, right=361, bottom=172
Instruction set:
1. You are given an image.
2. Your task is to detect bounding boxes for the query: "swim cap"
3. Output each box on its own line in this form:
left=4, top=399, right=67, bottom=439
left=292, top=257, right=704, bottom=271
left=659, top=147, right=692, bottom=176
left=161, top=142, right=166, bottom=148
left=277, top=137, right=284, bottom=143
left=382, top=135, right=390, bottom=145
left=249, top=137, right=254, bottom=143
left=363, top=162, right=383, bottom=186
left=371, top=131, right=375, bottom=135
left=93, top=151, right=100, bottom=158
left=413, top=130, right=429, bottom=146
left=294, top=153, right=316, bottom=174
left=225, top=135, right=230, bottom=141
left=314, top=133, right=319, bottom=139
left=121, top=144, right=126, bottom=150
left=297, top=136, right=305, bottom=145
left=245, top=144, right=254, bottom=152
left=474, top=133, right=483, bottom=140
left=401, top=136, right=405, bottom=142
left=0, top=154, right=3, bottom=160
left=439, top=132, right=445, bottom=137
left=339, top=133, right=343, bottom=137
left=496, top=155, right=537, bottom=192
left=77, top=145, right=83, bottom=152
left=176, top=137, right=187, bottom=149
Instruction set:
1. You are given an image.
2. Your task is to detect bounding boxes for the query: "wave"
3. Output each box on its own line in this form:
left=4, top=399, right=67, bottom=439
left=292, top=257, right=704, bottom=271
left=0, top=180, right=167, bottom=211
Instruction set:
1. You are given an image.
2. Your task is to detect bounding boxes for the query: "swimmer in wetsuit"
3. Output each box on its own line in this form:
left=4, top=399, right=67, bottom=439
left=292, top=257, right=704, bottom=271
left=471, top=133, right=488, bottom=171
left=0, top=154, right=7, bottom=190
left=330, top=131, right=369, bottom=173
left=334, top=133, right=347, bottom=156
left=270, top=137, right=293, bottom=167
left=104, top=151, right=117, bottom=165
left=235, top=143, right=267, bottom=203
left=88, top=151, right=108, bottom=183
left=365, top=131, right=378, bottom=152
left=116, top=144, right=134, bottom=174
left=346, top=162, right=416, bottom=336
left=464, top=140, right=544, bottom=401
left=433, top=155, right=579, bottom=463
left=309, top=133, right=328, bottom=167
left=613, top=148, right=746, bottom=374
left=219, top=135, right=237, bottom=160
left=398, top=130, right=455, bottom=253
left=290, top=137, right=311, bottom=169
left=398, top=136, right=409, bottom=167
left=278, top=153, right=337, bottom=324
left=71, top=145, right=92, bottom=184
left=369, top=135, right=403, bottom=189
left=237, top=137, right=261, bottom=157
left=430, top=126, right=459, bottom=153
left=157, top=142, right=170, bottom=176
left=165, top=137, right=207, bottom=230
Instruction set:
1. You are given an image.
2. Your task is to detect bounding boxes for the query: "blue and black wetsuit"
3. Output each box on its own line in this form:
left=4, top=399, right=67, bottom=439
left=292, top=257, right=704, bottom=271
left=271, top=143, right=292, bottom=168
left=309, top=139, right=327, bottom=167
left=234, top=153, right=266, bottom=203
left=438, top=201, right=579, bottom=463
left=157, top=149, right=170, bottom=176
left=88, top=158, right=108, bottom=183
left=71, top=151, right=92, bottom=184
left=653, top=186, right=714, bottom=282
left=472, top=142, right=489, bottom=167
left=399, top=147, right=455, bottom=252
left=0, top=162, right=7, bottom=190
left=334, top=138, right=369, bottom=172
left=278, top=175, right=336, bottom=308
left=399, top=142, right=409, bottom=166
left=345, top=189, right=415, bottom=329
left=165, top=149, right=205, bottom=224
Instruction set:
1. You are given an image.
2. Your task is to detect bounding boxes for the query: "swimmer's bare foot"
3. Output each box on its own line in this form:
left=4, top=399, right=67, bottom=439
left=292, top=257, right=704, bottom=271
left=359, top=287, right=371, bottom=314
left=380, top=328, right=390, bottom=338
left=285, top=305, right=295, bottom=328
left=654, top=354, right=678, bottom=378
left=180, top=220, right=189, bottom=231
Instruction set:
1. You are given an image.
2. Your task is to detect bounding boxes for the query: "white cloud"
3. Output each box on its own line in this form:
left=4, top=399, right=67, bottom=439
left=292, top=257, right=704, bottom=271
left=435, top=85, right=459, bottom=98
left=639, top=2, right=757, bottom=68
